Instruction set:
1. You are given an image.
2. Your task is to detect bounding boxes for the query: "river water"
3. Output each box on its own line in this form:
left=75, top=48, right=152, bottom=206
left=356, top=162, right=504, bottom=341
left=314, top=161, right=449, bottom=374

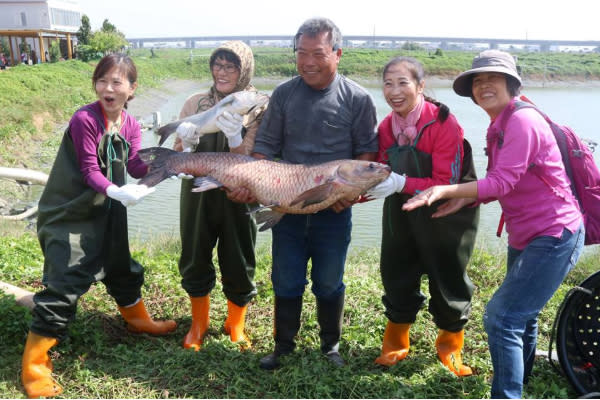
left=127, top=81, right=600, bottom=253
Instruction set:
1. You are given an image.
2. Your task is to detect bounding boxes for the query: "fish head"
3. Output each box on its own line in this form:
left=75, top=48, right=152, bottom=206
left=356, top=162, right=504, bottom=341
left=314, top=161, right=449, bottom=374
left=336, top=160, right=391, bottom=190
left=226, top=91, right=269, bottom=114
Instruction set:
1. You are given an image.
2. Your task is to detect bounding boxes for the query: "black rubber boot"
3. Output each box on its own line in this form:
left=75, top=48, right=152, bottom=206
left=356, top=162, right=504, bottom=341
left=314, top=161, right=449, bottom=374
left=317, top=292, right=345, bottom=367
left=259, top=296, right=303, bottom=370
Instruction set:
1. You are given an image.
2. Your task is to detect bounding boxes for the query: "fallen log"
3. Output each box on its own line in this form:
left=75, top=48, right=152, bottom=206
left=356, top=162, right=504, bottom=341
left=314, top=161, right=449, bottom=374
left=0, top=281, right=35, bottom=309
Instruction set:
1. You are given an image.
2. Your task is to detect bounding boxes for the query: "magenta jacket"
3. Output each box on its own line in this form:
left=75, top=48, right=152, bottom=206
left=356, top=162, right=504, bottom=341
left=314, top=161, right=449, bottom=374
left=477, top=97, right=582, bottom=249
left=69, top=101, right=148, bottom=195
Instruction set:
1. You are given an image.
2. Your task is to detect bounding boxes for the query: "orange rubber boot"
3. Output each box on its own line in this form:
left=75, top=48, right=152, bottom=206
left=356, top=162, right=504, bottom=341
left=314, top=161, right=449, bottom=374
left=223, top=300, right=251, bottom=348
left=183, top=295, right=210, bottom=351
left=21, top=331, right=63, bottom=398
left=436, top=329, right=473, bottom=376
left=374, top=321, right=411, bottom=366
left=118, top=299, right=177, bottom=335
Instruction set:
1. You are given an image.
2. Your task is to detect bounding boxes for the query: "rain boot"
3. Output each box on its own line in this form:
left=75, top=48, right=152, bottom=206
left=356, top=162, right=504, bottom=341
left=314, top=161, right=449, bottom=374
left=259, top=296, right=303, bottom=370
left=374, top=321, right=411, bottom=366
left=183, top=295, right=210, bottom=351
left=118, top=299, right=177, bottom=336
left=21, top=331, right=63, bottom=398
left=436, top=329, right=473, bottom=376
left=317, top=293, right=345, bottom=367
left=224, top=299, right=250, bottom=348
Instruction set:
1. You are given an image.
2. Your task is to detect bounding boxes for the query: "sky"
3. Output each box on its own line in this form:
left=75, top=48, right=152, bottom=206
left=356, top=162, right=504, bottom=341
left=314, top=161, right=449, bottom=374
left=77, top=0, right=599, bottom=42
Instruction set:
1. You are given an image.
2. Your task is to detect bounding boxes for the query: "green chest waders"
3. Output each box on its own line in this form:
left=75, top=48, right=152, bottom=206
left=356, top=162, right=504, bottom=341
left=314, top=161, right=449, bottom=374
left=33, top=113, right=144, bottom=339
left=380, top=120, right=480, bottom=330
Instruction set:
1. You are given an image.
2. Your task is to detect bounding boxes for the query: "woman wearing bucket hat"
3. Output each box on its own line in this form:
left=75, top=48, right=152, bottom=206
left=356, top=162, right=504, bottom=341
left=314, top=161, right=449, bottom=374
left=365, top=56, right=479, bottom=376
left=403, top=49, right=584, bottom=398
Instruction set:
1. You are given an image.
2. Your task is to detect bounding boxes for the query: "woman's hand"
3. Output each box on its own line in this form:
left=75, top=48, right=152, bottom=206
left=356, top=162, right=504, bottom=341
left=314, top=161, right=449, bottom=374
left=431, top=197, right=476, bottom=217
left=402, top=185, right=445, bottom=211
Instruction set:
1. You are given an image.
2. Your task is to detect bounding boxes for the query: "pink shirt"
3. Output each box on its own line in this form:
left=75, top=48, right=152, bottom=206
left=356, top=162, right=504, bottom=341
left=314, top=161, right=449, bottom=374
left=69, top=101, right=148, bottom=195
left=477, top=98, right=582, bottom=249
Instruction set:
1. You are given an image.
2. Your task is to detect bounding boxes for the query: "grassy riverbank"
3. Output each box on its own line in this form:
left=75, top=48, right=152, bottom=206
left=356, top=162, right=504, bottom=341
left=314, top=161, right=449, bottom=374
left=0, top=229, right=599, bottom=398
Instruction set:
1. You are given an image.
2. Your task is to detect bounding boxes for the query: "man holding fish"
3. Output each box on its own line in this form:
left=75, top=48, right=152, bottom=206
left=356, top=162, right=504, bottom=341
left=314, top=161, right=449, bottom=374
left=250, top=17, right=378, bottom=369
left=170, top=40, right=268, bottom=352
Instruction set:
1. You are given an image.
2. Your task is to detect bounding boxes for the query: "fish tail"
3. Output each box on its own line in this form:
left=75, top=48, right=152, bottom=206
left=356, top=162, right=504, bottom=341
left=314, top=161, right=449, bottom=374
left=156, top=122, right=178, bottom=146
left=137, top=147, right=177, bottom=187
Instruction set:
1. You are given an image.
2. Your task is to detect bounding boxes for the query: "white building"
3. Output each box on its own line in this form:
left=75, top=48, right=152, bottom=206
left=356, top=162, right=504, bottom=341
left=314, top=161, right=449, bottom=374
left=0, top=0, right=82, bottom=64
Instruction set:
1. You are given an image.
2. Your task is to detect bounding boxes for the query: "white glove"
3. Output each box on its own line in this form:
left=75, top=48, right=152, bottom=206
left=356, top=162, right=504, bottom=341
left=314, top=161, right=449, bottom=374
left=216, top=111, right=243, bottom=148
left=176, top=121, right=203, bottom=152
left=106, top=184, right=155, bottom=207
left=170, top=172, right=194, bottom=180
left=365, top=172, right=406, bottom=199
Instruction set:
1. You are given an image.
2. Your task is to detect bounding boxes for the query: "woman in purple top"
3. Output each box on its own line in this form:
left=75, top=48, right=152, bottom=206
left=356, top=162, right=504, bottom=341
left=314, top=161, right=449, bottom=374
left=20, top=54, right=175, bottom=399
left=403, top=50, right=584, bottom=398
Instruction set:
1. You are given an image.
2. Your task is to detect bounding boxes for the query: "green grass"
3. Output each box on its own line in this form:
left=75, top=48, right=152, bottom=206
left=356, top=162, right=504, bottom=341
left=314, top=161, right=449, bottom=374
left=0, top=230, right=598, bottom=398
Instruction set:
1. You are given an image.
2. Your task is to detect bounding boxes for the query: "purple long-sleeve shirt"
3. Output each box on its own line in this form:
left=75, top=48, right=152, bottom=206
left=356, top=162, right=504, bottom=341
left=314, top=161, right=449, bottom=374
left=69, top=101, right=148, bottom=195
left=476, top=98, right=582, bottom=249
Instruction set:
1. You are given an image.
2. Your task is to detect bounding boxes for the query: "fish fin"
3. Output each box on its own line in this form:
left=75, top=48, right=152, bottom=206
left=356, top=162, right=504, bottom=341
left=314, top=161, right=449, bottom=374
left=191, top=177, right=224, bottom=192
left=254, top=210, right=285, bottom=231
left=137, top=147, right=178, bottom=187
left=247, top=203, right=280, bottom=214
left=289, top=182, right=335, bottom=208
left=156, top=121, right=180, bottom=146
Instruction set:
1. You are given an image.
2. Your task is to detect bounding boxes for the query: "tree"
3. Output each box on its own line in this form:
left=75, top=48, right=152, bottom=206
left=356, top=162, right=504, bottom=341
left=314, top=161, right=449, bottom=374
left=101, top=19, right=117, bottom=33
left=89, top=31, right=128, bottom=55
left=401, top=41, right=424, bottom=51
left=77, top=15, right=92, bottom=45
left=48, top=40, right=61, bottom=62
left=76, top=18, right=128, bottom=60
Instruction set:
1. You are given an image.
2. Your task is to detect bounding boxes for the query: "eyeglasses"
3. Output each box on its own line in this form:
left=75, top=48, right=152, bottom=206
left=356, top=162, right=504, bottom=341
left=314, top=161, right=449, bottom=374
left=212, top=62, right=238, bottom=73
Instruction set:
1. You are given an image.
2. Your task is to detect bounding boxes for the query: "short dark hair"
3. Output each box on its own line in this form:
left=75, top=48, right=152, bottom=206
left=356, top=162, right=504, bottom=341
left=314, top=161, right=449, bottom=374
left=92, top=53, right=137, bottom=105
left=293, top=17, right=342, bottom=52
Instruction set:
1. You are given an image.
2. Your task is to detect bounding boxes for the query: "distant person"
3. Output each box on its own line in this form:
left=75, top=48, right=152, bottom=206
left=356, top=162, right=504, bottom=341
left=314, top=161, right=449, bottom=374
left=250, top=17, right=378, bottom=370
left=402, top=49, right=584, bottom=398
left=0, top=53, right=7, bottom=70
left=20, top=51, right=28, bottom=64
left=30, top=49, right=37, bottom=65
left=365, top=56, right=479, bottom=376
left=20, top=54, right=174, bottom=399
left=171, top=41, right=268, bottom=351
left=45, top=50, right=50, bottom=62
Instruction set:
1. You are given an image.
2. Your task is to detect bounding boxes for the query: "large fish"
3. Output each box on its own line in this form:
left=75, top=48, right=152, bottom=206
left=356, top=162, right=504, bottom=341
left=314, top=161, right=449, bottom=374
left=137, top=147, right=391, bottom=231
left=156, top=91, right=269, bottom=146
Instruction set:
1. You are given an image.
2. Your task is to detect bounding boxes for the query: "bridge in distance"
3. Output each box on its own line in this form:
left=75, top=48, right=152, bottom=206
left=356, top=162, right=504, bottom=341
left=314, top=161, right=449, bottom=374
left=127, top=35, right=600, bottom=52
